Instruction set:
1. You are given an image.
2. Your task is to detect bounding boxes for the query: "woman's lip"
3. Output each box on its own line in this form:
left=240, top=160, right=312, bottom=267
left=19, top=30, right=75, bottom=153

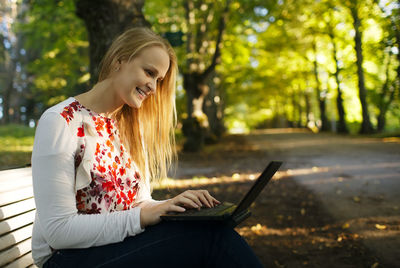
left=136, top=87, right=147, bottom=99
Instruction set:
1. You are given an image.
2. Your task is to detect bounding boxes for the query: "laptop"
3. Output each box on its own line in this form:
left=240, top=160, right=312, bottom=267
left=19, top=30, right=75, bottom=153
left=160, top=161, right=282, bottom=227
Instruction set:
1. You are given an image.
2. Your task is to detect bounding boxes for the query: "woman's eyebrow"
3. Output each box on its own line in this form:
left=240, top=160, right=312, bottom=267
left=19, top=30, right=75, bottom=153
left=147, top=64, right=165, bottom=80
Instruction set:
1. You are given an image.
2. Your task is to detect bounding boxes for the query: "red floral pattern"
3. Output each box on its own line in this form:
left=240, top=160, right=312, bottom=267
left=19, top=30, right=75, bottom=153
left=60, top=100, right=141, bottom=214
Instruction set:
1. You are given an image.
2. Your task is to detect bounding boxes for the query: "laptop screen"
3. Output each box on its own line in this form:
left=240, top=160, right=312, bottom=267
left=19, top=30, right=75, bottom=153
left=232, top=161, right=282, bottom=216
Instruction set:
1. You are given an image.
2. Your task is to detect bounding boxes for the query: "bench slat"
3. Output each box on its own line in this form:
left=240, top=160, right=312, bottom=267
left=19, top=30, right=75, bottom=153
left=0, top=224, right=33, bottom=252
left=0, top=187, right=34, bottom=207
left=0, top=168, right=31, bottom=180
left=0, top=168, right=32, bottom=186
left=0, top=238, right=32, bottom=267
left=0, top=168, right=32, bottom=194
left=0, top=198, right=36, bottom=220
left=5, top=252, right=37, bottom=268
left=0, top=177, right=33, bottom=194
left=0, top=210, right=35, bottom=236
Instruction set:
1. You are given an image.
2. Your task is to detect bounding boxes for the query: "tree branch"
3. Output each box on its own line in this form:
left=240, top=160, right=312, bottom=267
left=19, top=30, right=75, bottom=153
left=202, top=0, right=231, bottom=80
left=184, top=0, right=195, bottom=72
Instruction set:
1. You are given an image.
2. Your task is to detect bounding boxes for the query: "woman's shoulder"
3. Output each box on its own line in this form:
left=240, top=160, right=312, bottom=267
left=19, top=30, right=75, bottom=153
left=33, top=98, right=86, bottom=155
left=40, top=97, right=85, bottom=125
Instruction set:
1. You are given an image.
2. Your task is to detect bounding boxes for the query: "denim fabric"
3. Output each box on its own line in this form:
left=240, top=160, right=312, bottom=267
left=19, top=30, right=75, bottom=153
left=43, top=221, right=263, bottom=268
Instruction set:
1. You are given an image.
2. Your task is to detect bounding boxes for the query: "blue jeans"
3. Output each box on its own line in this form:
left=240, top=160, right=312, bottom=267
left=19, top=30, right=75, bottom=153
left=44, top=221, right=263, bottom=268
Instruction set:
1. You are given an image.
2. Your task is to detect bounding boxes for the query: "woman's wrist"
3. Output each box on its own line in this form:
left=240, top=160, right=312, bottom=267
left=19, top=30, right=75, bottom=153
left=139, top=207, right=147, bottom=229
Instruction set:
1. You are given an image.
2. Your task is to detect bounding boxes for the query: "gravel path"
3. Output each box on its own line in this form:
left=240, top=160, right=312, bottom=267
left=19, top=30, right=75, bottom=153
left=244, top=129, right=400, bottom=266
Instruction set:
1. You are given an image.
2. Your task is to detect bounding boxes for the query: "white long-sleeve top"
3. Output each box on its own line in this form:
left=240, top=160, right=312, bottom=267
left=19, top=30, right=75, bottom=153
left=31, top=97, right=162, bottom=267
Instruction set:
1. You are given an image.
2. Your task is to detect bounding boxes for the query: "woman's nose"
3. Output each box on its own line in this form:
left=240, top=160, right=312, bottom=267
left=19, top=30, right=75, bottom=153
left=147, top=80, right=157, bottom=94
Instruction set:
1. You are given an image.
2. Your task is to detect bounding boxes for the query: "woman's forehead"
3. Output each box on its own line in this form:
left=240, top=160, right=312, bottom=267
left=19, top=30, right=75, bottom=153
left=137, top=46, right=170, bottom=74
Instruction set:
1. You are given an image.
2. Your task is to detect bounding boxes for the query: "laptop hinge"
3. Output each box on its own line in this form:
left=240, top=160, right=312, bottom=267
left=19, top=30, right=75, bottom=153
left=226, top=209, right=252, bottom=228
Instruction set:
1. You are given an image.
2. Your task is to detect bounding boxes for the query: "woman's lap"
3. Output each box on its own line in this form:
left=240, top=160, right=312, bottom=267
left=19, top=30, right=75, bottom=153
left=44, top=221, right=263, bottom=268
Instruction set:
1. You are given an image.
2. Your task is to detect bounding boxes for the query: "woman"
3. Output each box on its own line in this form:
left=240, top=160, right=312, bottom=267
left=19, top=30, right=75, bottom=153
left=31, top=27, right=263, bottom=268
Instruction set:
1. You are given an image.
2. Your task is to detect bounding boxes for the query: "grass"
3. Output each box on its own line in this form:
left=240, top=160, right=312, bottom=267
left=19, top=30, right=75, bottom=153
left=0, top=124, right=35, bottom=170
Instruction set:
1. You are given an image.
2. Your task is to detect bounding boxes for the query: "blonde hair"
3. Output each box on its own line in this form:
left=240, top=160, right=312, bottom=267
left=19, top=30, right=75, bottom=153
left=98, top=27, right=177, bottom=189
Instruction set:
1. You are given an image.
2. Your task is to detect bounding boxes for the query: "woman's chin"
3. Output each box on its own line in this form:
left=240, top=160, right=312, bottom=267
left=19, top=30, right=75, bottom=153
left=127, top=98, right=143, bottom=109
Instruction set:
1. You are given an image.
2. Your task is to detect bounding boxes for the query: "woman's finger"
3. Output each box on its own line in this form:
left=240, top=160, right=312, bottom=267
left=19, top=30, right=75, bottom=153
left=164, top=200, right=186, bottom=213
left=168, top=204, right=186, bottom=212
left=196, top=193, right=212, bottom=208
left=213, top=197, right=221, bottom=205
left=200, top=190, right=216, bottom=207
left=177, top=195, right=201, bottom=209
left=182, top=191, right=203, bottom=207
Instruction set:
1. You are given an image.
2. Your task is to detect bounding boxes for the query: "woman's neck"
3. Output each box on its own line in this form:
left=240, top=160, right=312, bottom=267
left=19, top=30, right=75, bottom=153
left=74, top=79, right=123, bottom=117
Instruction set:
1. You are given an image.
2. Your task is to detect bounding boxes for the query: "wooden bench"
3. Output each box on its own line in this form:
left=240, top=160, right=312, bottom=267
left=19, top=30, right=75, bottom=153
left=0, top=167, right=37, bottom=267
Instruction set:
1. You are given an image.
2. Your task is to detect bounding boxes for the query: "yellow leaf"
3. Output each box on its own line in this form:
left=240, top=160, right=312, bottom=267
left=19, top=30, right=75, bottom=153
left=300, top=208, right=306, bottom=215
left=375, top=224, right=387, bottom=230
left=353, top=196, right=361, bottom=202
left=251, top=223, right=262, bottom=231
left=232, top=173, right=240, bottom=180
left=342, top=223, right=350, bottom=229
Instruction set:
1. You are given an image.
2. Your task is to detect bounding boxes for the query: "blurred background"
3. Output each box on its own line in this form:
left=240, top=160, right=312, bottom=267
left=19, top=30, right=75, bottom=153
left=0, top=0, right=399, bottom=166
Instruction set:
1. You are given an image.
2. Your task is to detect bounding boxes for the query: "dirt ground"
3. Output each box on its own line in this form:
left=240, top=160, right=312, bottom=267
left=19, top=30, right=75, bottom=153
left=152, top=129, right=400, bottom=268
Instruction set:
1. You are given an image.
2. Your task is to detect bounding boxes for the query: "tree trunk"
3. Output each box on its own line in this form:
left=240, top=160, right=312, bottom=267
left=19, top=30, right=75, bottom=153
left=74, top=0, right=149, bottom=85
left=203, top=72, right=225, bottom=143
left=328, top=27, right=348, bottom=133
left=350, top=2, right=374, bottom=134
left=297, top=88, right=303, bottom=127
left=377, top=51, right=395, bottom=132
left=3, top=74, right=14, bottom=124
left=291, top=90, right=297, bottom=127
left=312, top=40, right=329, bottom=131
left=182, top=0, right=231, bottom=152
left=305, top=90, right=311, bottom=127
left=182, top=73, right=209, bottom=151
left=1, top=0, right=18, bottom=124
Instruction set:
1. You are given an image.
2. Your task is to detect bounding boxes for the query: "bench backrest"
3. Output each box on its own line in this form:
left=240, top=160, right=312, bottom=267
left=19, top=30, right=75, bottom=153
left=0, top=167, right=37, bottom=267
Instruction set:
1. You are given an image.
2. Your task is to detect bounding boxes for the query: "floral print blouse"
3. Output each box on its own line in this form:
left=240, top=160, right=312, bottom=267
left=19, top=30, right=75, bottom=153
left=59, top=99, right=141, bottom=214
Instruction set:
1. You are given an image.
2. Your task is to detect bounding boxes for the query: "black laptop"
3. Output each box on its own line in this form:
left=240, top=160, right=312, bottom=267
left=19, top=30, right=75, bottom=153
left=160, top=161, right=282, bottom=227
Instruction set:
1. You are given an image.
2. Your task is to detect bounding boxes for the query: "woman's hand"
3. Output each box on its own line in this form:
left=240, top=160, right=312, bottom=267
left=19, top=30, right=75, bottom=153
left=140, top=190, right=221, bottom=228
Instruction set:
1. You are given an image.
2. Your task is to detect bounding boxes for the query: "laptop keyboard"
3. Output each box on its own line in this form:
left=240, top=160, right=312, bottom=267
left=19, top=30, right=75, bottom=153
left=177, top=202, right=236, bottom=216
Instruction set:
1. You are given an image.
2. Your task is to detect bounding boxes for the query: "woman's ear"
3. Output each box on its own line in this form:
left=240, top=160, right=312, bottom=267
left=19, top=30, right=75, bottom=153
left=113, top=59, right=122, bottom=72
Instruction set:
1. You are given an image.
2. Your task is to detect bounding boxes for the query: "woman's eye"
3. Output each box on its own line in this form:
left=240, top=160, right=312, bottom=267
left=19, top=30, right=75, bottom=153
left=146, top=70, right=154, bottom=77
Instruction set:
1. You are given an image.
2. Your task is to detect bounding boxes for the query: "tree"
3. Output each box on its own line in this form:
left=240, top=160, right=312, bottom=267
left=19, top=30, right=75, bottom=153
left=180, top=0, right=231, bottom=151
left=312, top=39, right=329, bottom=131
left=373, top=0, right=400, bottom=131
left=145, top=0, right=236, bottom=151
left=347, top=0, right=374, bottom=133
left=326, top=6, right=348, bottom=133
left=74, top=0, right=150, bottom=85
left=0, top=0, right=21, bottom=124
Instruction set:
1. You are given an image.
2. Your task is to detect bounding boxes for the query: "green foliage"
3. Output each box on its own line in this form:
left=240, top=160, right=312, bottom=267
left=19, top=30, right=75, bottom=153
left=219, top=0, right=400, bottom=132
left=16, top=0, right=88, bottom=110
left=4, top=0, right=399, bottom=135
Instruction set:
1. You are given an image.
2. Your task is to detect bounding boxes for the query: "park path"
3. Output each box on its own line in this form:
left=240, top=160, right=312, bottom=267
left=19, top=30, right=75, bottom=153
left=243, top=128, right=400, bottom=266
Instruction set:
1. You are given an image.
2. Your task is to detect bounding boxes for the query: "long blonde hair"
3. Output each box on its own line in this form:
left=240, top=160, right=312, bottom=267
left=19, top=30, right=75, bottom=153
left=98, top=27, right=177, bottom=188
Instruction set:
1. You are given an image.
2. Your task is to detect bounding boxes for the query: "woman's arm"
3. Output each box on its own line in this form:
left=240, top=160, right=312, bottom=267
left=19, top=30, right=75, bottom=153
left=32, top=112, right=144, bottom=250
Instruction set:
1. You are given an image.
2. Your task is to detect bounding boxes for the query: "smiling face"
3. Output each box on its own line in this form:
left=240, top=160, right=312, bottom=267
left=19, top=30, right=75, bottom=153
left=111, top=45, right=170, bottom=109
